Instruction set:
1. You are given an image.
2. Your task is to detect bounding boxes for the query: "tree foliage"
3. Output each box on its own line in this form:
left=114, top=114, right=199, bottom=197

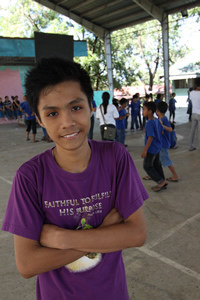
left=0, top=0, right=199, bottom=91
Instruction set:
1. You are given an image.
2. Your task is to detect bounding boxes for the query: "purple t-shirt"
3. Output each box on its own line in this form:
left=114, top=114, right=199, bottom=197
left=2, top=140, right=148, bottom=300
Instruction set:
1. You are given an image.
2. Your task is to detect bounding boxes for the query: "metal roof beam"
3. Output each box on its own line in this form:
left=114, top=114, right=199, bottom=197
left=33, top=0, right=106, bottom=38
left=131, top=0, right=164, bottom=22
left=69, top=0, right=95, bottom=11
left=91, top=3, right=137, bottom=22
left=81, top=0, right=123, bottom=17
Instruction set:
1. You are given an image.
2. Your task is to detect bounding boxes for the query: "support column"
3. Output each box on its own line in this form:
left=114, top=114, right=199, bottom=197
left=104, top=31, right=114, bottom=99
left=161, top=13, right=170, bottom=103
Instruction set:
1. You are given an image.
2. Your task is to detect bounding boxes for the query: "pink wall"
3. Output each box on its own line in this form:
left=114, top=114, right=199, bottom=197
left=0, top=68, right=24, bottom=102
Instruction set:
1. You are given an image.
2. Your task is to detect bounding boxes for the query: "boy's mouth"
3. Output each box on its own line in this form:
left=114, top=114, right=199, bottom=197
left=62, top=131, right=80, bottom=138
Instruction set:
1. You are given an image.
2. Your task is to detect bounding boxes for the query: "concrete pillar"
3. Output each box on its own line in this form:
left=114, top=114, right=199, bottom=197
left=161, top=13, right=170, bottom=103
left=104, top=31, right=114, bottom=99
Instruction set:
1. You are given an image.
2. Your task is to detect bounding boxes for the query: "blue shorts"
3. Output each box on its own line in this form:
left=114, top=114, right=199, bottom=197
left=160, top=148, right=172, bottom=167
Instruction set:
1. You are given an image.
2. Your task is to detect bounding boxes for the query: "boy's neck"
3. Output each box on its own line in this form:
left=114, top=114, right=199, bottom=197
left=53, top=141, right=91, bottom=173
left=158, top=113, right=165, bottom=119
left=148, top=114, right=154, bottom=120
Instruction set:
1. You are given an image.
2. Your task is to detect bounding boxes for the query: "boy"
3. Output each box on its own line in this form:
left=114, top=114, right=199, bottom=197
left=2, top=57, right=148, bottom=300
left=168, top=93, right=177, bottom=123
left=116, top=98, right=129, bottom=145
left=129, top=94, right=140, bottom=130
left=20, top=95, right=38, bottom=142
left=156, top=102, right=179, bottom=182
left=141, top=101, right=167, bottom=192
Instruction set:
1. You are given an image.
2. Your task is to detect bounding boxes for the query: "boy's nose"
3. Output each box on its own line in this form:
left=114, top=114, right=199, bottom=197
left=60, top=111, right=76, bottom=128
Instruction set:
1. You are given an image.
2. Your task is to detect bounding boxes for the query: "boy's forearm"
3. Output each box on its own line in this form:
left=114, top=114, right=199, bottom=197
left=43, top=214, right=146, bottom=253
left=66, top=222, right=146, bottom=253
left=14, top=235, right=86, bottom=278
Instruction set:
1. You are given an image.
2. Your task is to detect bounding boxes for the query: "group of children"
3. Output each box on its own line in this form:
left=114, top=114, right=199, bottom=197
left=142, top=101, right=179, bottom=192
left=0, top=95, right=23, bottom=120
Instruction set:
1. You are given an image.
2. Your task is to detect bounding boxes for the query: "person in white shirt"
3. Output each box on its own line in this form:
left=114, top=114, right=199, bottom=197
left=189, top=78, right=200, bottom=151
left=96, top=92, right=119, bottom=140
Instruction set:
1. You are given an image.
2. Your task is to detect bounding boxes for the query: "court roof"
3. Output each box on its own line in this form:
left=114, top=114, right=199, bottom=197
left=34, top=0, right=200, bottom=38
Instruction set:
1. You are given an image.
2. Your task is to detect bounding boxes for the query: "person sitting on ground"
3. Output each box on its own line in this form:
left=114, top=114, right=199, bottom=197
left=20, top=95, right=38, bottom=143
left=156, top=101, right=179, bottom=182
left=141, top=101, right=167, bottom=192
left=4, top=96, right=13, bottom=119
left=169, top=93, right=177, bottom=123
left=0, top=97, right=5, bottom=119
left=2, top=57, right=148, bottom=300
left=12, top=95, right=22, bottom=119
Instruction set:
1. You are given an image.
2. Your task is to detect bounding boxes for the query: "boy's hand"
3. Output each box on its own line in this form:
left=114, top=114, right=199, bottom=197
left=141, top=150, right=147, bottom=158
left=101, top=208, right=123, bottom=228
left=40, top=224, right=62, bottom=249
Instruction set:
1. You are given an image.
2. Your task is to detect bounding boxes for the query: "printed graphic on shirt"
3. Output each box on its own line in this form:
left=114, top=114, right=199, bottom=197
left=44, top=191, right=112, bottom=272
left=44, top=191, right=112, bottom=217
left=66, top=217, right=102, bottom=273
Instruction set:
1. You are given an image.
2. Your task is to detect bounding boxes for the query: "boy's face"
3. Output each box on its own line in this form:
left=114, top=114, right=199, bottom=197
left=143, top=105, right=148, bottom=117
left=37, top=81, right=92, bottom=153
left=156, top=109, right=160, bottom=117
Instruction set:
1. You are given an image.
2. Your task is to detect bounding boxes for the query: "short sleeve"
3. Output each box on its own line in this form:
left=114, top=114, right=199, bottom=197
left=114, top=147, right=149, bottom=220
left=146, top=121, right=156, bottom=138
left=2, top=170, right=45, bottom=241
left=112, top=105, right=119, bottom=119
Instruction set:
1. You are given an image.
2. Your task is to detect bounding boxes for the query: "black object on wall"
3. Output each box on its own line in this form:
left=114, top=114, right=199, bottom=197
left=34, top=32, right=73, bottom=62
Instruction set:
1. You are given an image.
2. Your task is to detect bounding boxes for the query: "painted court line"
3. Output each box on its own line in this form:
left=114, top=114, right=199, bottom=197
left=146, top=212, right=200, bottom=249
left=139, top=247, right=200, bottom=281
left=0, top=176, right=12, bottom=185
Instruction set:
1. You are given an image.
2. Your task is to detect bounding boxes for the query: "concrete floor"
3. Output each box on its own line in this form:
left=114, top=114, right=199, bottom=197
left=0, top=108, right=200, bottom=300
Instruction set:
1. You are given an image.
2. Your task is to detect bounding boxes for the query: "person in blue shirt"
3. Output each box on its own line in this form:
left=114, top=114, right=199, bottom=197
left=20, top=95, right=38, bottom=143
left=154, top=93, right=163, bottom=106
left=129, top=94, right=140, bottom=130
left=156, top=102, right=179, bottom=182
left=141, top=101, right=167, bottom=192
left=168, top=93, right=177, bottom=123
left=88, top=99, right=97, bottom=139
left=116, top=98, right=129, bottom=145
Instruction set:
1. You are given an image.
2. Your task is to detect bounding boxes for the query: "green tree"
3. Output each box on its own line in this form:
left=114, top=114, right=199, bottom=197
left=0, top=0, right=71, bottom=37
left=0, top=1, right=199, bottom=91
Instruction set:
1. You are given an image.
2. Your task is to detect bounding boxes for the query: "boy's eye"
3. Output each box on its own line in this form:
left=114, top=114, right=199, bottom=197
left=47, top=112, right=58, bottom=117
left=72, top=106, right=82, bottom=111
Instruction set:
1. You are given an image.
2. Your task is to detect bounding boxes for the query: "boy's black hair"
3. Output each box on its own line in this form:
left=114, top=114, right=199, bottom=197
left=143, top=101, right=156, bottom=113
left=157, top=101, right=168, bottom=114
left=195, top=77, right=200, bottom=88
left=25, top=57, right=93, bottom=119
left=120, top=98, right=127, bottom=105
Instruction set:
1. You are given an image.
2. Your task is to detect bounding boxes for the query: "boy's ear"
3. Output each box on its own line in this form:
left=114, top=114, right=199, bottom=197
left=36, top=116, right=45, bottom=128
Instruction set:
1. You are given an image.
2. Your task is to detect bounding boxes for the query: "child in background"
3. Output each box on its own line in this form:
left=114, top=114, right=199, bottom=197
left=129, top=94, right=140, bottom=130
left=169, top=93, right=177, bottom=123
left=141, top=101, right=167, bottom=192
left=116, top=98, right=129, bottom=145
left=156, top=102, right=179, bottom=182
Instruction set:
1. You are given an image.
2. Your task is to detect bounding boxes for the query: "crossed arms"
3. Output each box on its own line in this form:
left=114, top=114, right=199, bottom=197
left=14, top=207, right=146, bottom=278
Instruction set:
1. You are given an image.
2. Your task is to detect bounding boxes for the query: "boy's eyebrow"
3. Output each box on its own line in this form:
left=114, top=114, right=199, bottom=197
left=41, top=98, right=86, bottom=110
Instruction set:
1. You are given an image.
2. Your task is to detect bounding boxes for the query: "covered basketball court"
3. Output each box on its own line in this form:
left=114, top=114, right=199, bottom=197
left=34, top=0, right=200, bottom=101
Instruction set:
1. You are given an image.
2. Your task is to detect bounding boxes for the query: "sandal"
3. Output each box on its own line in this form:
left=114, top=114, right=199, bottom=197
left=167, top=177, right=179, bottom=182
left=151, top=183, right=168, bottom=192
left=142, top=176, right=152, bottom=180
